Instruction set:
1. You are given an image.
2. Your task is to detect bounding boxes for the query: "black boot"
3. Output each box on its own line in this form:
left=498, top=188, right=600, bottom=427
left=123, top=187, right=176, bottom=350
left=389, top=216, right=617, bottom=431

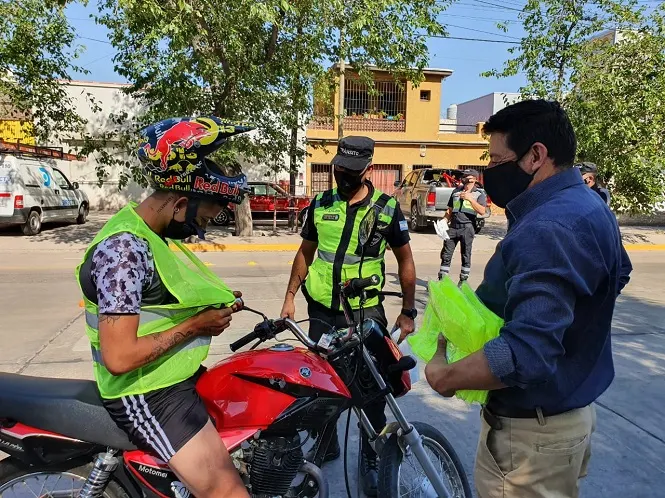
left=360, top=441, right=379, bottom=497
left=360, top=450, right=379, bottom=496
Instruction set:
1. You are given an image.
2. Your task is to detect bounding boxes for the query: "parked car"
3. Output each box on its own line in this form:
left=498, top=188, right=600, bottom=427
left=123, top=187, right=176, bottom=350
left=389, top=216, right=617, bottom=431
left=212, top=181, right=311, bottom=226
left=0, top=154, right=90, bottom=235
left=393, top=168, right=491, bottom=233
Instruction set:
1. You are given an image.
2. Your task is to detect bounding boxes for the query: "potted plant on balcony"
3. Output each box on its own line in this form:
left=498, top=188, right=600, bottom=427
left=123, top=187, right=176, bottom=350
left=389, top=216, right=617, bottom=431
left=378, top=110, right=386, bottom=119
left=396, top=113, right=405, bottom=121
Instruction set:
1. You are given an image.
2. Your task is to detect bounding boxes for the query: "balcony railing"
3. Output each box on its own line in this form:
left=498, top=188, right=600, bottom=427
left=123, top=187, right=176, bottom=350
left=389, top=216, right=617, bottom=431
left=308, top=116, right=334, bottom=130
left=344, top=116, right=405, bottom=132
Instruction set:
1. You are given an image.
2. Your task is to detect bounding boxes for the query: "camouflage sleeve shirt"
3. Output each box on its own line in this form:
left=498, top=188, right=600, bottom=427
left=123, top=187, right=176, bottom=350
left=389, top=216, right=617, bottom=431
left=91, top=233, right=155, bottom=314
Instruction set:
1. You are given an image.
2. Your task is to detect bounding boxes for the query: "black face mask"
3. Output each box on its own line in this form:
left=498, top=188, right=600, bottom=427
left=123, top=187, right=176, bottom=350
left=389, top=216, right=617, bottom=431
left=334, top=169, right=365, bottom=197
left=163, top=201, right=206, bottom=240
left=163, top=219, right=200, bottom=240
left=483, top=160, right=533, bottom=208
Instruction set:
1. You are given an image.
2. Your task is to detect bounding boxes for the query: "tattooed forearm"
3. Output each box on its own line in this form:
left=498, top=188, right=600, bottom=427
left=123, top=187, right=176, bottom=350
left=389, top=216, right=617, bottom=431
left=99, top=314, right=124, bottom=326
left=145, top=328, right=198, bottom=363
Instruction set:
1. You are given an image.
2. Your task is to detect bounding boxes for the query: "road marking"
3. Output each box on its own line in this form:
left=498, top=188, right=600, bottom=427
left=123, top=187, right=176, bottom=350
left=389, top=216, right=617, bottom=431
left=248, top=261, right=257, bottom=266
left=170, top=243, right=300, bottom=253
left=624, top=244, right=665, bottom=252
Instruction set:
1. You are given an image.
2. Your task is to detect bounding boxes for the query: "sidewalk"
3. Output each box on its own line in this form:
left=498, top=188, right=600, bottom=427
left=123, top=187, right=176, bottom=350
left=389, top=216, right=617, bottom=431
left=1, top=213, right=664, bottom=253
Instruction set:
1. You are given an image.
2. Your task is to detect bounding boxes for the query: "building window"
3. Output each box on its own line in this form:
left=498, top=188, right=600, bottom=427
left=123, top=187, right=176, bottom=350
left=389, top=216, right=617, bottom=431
left=413, top=164, right=432, bottom=170
left=371, top=164, right=402, bottom=194
left=343, top=78, right=407, bottom=132
left=311, top=163, right=332, bottom=194
left=420, top=90, right=431, bottom=101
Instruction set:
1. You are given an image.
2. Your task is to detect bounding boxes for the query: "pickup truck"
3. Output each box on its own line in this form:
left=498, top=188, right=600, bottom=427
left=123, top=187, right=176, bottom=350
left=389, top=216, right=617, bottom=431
left=213, top=181, right=311, bottom=226
left=392, top=168, right=491, bottom=233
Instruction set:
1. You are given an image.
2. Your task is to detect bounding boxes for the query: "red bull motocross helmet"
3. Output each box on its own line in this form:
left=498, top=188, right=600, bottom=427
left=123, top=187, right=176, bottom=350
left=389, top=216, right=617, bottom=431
left=137, top=116, right=253, bottom=205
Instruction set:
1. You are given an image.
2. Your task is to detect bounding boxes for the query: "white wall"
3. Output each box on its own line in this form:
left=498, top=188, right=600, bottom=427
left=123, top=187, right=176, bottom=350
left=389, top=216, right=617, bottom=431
left=47, top=80, right=308, bottom=210
left=456, top=93, right=521, bottom=129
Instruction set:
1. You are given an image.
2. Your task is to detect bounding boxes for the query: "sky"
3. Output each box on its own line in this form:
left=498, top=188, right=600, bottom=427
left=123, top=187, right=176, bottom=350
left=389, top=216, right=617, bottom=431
left=66, top=0, right=531, bottom=122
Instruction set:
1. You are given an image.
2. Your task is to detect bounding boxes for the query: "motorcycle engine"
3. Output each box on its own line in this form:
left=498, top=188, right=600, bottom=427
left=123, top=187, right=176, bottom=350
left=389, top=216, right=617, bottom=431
left=234, top=433, right=303, bottom=497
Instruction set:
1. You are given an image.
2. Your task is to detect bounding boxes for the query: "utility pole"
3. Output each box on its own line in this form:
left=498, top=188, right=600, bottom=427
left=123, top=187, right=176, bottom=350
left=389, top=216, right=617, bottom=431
left=337, top=30, right=346, bottom=141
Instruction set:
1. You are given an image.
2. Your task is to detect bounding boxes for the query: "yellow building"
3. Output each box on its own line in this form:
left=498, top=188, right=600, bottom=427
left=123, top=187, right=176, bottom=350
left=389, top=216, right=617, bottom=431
left=306, top=66, right=488, bottom=195
left=0, top=98, right=35, bottom=145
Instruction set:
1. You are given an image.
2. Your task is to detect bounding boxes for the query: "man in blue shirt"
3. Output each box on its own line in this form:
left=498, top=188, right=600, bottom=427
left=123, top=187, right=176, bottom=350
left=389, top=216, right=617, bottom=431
left=424, top=100, right=632, bottom=498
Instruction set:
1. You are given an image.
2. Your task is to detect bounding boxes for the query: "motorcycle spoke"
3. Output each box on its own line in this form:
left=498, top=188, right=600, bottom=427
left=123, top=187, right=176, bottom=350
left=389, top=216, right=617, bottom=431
left=23, top=479, right=40, bottom=498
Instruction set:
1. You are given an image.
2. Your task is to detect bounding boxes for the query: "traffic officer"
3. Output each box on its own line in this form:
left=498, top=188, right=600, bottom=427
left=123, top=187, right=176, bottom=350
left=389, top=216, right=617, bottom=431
left=280, top=136, right=417, bottom=497
left=439, top=169, right=487, bottom=284
left=578, top=162, right=611, bottom=205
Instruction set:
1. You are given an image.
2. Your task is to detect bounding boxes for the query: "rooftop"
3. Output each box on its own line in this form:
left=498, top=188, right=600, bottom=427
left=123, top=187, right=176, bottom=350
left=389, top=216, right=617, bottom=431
left=332, top=63, right=453, bottom=78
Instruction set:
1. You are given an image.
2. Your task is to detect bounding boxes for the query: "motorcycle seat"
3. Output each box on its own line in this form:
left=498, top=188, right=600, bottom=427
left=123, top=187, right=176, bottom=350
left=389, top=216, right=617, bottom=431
left=0, top=372, right=137, bottom=451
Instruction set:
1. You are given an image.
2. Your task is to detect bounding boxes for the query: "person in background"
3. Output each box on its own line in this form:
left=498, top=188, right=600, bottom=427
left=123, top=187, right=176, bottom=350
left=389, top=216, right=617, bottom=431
left=578, top=162, right=611, bottom=206
left=424, top=100, right=632, bottom=498
left=438, top=169, right=487, bottom=284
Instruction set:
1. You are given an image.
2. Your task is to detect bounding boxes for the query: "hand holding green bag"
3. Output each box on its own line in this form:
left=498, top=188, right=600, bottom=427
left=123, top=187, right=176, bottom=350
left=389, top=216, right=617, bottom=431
left=407, top=277, right=503, bottom=404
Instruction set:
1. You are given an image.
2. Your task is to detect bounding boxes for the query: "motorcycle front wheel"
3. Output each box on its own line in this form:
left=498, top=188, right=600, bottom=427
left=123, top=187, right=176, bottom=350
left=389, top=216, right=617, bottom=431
left=0, top=459, right=129, bottom=498
left=377, top=422, right=472, bottom=498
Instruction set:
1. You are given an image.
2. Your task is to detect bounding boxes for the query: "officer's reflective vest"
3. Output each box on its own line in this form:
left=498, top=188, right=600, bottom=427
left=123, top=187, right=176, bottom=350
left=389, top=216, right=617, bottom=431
left=305, top=188, right=396, bottom=311
left=76, top=204, right=236, bottom=399
left=451, top=187, right=483, bottom=217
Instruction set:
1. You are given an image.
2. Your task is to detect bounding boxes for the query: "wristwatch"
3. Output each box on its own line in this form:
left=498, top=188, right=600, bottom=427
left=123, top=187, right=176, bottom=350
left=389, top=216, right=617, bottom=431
left=401, top=308, right=418, bottom=319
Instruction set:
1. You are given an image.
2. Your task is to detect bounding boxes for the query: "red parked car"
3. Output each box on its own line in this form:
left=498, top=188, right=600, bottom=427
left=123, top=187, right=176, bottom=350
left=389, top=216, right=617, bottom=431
left=213, top=181, right=311, bottom=226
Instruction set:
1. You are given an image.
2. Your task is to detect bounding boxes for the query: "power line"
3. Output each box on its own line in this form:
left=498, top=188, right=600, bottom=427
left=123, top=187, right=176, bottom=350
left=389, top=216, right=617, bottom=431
left=446, top=22, right=522, bottom=39
left=77, top=36, right=113, bottom=45
left=80, top=52, right=115, bottom=69
left=430, top=34, right=520, bottom=44
left=469, top=0, right=524, bottom=12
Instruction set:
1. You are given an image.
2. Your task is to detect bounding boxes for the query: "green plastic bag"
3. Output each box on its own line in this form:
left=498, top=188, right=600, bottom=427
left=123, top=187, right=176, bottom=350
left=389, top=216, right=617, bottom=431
left=407, top=277, right=503, bottom=404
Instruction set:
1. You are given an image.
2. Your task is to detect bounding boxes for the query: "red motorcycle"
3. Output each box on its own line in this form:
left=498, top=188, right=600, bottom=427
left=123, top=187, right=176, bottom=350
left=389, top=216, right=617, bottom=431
left=0, top=209, right=471, bottom=498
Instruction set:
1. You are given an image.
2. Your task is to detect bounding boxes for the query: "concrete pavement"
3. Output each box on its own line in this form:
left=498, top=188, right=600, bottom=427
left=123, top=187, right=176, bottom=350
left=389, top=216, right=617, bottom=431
left=0, top=232, right=664, bottom=497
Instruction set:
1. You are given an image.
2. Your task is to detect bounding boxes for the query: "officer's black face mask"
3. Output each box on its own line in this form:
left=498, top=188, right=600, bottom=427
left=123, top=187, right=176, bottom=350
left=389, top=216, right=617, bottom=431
left=483, top=154, right=533, bottom=208
left=334, top=168, right=366, bottom=197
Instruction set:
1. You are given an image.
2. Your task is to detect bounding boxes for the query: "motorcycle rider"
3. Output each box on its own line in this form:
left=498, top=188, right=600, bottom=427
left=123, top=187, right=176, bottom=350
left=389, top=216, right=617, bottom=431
left=280, top=135, right=417, bottom=496
left=438, top=169, right=487, bottom=284
left=76, top=117, right=252, bottom=498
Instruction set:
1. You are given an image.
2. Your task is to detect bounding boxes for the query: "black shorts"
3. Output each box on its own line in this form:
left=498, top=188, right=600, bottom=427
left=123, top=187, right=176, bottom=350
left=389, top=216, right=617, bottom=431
left=102, top=371, right=209, bottom=462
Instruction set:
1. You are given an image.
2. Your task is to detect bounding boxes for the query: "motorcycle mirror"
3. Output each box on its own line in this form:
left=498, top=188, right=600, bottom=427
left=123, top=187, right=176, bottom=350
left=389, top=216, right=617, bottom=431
left=358, top=206, right=378, bottom=248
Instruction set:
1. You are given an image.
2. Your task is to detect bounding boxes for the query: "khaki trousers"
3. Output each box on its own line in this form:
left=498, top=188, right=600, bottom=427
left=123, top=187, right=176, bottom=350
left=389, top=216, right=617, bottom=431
left=474, top=404, right=596, bottom=498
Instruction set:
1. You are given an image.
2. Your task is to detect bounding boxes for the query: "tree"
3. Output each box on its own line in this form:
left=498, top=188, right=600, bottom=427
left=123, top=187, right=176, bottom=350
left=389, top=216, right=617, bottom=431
left=566, top=7, right=665, bottom=212
left=90, top=0, right=447, bottom=235
left=485, top=0, right=665, bottom=212
left=484, top=0, right=641, bottom=101
left=0, top=0, right=91, bottom=144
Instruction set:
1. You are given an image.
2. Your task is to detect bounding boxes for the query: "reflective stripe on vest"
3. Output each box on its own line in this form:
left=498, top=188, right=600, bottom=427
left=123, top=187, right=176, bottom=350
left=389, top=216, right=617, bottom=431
left=317, top=249, right=382, bottom=266
left=452, top=189, right=480, bottom=216
left=90, top=336, right=211, bottom=367
left=84, top=308, right=186, bottom=330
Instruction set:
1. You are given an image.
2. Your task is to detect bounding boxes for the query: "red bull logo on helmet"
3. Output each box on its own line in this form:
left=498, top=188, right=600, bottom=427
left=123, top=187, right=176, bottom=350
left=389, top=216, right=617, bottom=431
left=193, top=176, right=240, bottom=196
left=142, top=120, right=216, bottom=172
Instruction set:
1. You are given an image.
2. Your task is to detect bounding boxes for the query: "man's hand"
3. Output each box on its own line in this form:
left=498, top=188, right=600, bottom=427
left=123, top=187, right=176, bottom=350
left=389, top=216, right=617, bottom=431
left=193, top=307, right=235, bottom=337
left=459, top=191, right=470, bottom=201
left=395, top=314, right=415, bottom=343
left=280, top=294, right=296, bottom=319
left=231, top=291, right=243, bottom=311
left=425, top=335, right=456, bottom=397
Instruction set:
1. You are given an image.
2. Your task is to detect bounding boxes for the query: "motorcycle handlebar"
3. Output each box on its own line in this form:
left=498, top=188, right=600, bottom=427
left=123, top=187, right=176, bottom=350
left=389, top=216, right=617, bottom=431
left=229, top=329, right=259, bottom=352
left=342, top=275, right=380, bottom=297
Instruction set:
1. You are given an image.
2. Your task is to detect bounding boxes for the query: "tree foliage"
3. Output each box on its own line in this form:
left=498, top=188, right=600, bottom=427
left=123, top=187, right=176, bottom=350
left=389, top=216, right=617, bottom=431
left=566, top=7, right=665, bottom=213
left=0, top=0, right=89, bottom=143
left=485, top=0, right=665, bottom=212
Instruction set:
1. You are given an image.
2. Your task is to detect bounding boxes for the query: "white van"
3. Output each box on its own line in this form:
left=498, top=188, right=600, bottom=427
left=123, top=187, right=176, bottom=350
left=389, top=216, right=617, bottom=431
left=0, top=155, right=90, bottom=235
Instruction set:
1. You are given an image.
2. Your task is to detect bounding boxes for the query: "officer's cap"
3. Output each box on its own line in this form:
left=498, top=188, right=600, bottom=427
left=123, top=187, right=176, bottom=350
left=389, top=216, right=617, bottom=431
left=332, top=136, right=375, bottom=172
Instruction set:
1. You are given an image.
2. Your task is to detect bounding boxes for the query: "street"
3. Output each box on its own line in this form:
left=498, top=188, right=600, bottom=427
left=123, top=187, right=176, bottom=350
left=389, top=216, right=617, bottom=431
left=1, top=225, right=665, bottom=497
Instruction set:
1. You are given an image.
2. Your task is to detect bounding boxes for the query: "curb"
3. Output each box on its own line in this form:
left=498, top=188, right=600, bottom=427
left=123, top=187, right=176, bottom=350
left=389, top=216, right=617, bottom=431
left=623, top=244, right=665, bottom=252
left=170, top=242, right=301, bottom=252
left=171, top=242, right=665, bottom=253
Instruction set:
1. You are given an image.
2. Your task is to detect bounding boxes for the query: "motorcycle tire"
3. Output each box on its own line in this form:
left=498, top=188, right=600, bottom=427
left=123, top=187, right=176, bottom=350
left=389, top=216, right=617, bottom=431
left=0, top=458, right=129, bottom=498
left=377, top=422, right=472, bottom=498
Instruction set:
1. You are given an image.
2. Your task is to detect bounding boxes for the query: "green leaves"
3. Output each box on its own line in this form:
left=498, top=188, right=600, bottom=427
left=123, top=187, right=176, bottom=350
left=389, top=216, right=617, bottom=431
left=485, top=0, right=665, bottom=212
left=0, top=0, right=87, bottom=143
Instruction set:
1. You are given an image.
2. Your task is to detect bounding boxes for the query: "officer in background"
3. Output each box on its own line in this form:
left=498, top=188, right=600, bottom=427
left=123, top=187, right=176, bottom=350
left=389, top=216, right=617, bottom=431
left=439, top=169, right=487, bottom=284
left=578, top=162, right=611, bottom=206
left=280, top=136, right=417, bottom=496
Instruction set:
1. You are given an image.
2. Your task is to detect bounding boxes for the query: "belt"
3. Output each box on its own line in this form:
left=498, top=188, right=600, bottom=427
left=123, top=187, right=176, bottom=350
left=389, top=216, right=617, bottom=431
left=483, top=400, right=570, bottom=430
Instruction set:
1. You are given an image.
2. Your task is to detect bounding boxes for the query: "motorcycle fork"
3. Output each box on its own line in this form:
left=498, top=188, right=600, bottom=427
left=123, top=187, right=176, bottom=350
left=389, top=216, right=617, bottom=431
left=358, top=347, right=452, bottom=498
